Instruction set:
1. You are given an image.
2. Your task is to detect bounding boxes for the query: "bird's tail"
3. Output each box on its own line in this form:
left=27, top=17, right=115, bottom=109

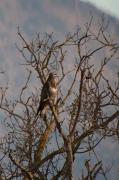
left=36, top=101, right=48, bottom=117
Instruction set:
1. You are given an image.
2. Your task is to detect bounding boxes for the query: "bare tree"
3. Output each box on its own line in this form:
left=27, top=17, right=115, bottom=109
left=0, top=17, right=119, bottom=180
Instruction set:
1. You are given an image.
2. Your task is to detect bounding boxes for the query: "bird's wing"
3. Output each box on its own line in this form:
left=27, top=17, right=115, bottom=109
left=40, top=81, right=50, bottom=103
left=36, top=81, right=50, bottom=116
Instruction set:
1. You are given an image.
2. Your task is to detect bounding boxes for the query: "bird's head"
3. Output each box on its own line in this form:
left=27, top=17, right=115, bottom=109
left=48, top=72, right=58, bottom=85
left=49, top=72, right=57, bottom=79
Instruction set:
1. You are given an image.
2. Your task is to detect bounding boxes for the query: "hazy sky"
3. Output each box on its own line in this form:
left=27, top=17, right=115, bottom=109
left=81, top=0, right=119, bottom=19
left=0, top=1, right=119, bottom=179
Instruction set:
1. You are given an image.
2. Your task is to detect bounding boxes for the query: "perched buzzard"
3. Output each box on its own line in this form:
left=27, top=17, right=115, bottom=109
left=36, top=73, right=57, bottom=116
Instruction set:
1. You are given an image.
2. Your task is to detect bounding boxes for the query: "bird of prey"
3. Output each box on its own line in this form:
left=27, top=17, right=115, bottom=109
left=36, top=73, right=57, bottom=116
